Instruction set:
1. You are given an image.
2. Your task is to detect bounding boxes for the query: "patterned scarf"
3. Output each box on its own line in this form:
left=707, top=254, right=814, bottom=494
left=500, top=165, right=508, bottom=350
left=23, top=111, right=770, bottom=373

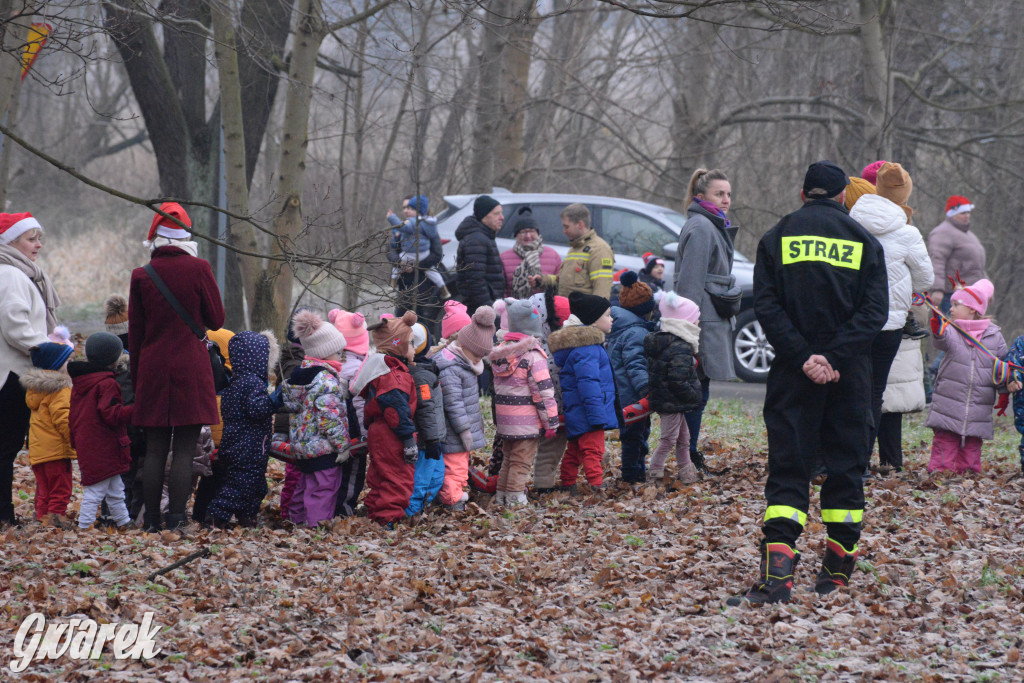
left=511, top=236, right=544, bottom=299
left=0, top=243, right=61, bottom=333
left=695, top=199, right=731, bottom=229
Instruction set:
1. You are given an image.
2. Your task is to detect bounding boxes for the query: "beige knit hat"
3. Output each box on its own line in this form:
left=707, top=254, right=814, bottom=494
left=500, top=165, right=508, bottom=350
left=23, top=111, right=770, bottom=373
left=291, top=310, right=346, bottom=359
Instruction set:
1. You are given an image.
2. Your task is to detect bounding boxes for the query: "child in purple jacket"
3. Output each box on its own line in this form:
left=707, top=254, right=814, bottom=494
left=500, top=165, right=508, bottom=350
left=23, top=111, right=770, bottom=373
left=925, top=279, right=1018, bottom=473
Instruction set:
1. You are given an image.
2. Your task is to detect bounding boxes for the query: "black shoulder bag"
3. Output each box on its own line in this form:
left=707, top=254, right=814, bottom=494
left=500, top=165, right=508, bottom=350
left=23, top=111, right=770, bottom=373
left=143, top=264, right=231, bottom=393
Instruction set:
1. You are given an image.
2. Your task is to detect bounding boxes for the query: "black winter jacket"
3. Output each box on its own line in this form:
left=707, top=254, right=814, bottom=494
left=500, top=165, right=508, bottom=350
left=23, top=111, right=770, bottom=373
left=455, top=216, right=505, bottom=313
left=753, top=199, right=888, bottom=370
left=643, top=331, right=702, bottom=413
left=408, top=358, right=446, bottom=451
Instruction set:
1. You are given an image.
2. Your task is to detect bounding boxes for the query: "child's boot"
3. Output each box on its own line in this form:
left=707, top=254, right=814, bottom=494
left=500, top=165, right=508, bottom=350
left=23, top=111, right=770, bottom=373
left=492, top=491, right=507, bottom=507
left=726, top=541, right=799, bottom=606
left=677, top=461, right=698, bottom=484
left=506, top=491, right=528, bottom=507
left=902, top=311, right=928, bottom=340
left=814, top=538, right=858, bottom=595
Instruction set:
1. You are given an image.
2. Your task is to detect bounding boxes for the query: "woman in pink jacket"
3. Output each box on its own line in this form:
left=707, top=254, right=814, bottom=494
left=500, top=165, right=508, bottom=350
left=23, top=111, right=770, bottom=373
left=488, top=298, right=559, bottom=507
left=500, top=208, right=561, bottom=298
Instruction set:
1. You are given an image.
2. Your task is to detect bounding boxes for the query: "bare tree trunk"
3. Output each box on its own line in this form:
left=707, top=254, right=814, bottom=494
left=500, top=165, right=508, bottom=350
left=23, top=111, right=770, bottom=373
left=858, top=0, right=891, bottom=159
left=0, top=1, right=28, bottom=121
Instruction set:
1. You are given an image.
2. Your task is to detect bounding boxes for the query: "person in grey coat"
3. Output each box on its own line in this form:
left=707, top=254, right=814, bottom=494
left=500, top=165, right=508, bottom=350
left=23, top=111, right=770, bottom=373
left=673, top=168, right=737, bottom=475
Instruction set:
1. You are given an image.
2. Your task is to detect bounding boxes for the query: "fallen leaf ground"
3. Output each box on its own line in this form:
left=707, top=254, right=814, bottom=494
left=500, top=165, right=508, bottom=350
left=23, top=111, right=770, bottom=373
left=1, top=397, right=1022, bottom=681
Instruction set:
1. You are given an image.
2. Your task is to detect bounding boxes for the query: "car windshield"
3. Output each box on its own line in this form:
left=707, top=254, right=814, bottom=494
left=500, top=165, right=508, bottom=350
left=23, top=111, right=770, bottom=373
left=661, top=211, right=689, bottom=229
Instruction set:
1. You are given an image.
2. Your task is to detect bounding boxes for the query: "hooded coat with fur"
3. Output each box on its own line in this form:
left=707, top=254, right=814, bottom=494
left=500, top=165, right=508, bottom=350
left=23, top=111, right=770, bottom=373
left=643, top=320, right=703, bottom=414
left=548, top=325, right=618, bottom=439
left=67, top=361, right=133, bottom=486
left=489, top=334, right=559, bottom=440
left=208, top=331, right=280, bottom=520
left=21, top=368, right=75, bottom=466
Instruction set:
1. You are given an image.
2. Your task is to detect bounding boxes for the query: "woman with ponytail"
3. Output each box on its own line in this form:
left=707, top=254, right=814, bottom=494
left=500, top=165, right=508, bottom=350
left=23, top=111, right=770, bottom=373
left=673, top=168, right=736, bottom=476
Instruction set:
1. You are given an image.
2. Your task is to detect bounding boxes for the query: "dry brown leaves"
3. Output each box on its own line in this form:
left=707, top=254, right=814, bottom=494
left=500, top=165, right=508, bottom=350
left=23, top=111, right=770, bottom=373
left=1, top=415, right=1022, bottom=681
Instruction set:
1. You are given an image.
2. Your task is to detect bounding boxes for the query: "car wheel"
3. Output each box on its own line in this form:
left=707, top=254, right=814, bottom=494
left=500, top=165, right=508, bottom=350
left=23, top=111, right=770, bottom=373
left=732, top=308, right=773, bottom=383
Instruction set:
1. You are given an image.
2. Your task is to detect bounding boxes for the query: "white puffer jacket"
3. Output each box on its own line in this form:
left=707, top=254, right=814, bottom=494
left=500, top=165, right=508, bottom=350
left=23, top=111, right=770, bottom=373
left=849, top=194, right=934, bottom=331
left=881, top=337, right=926, bottom=414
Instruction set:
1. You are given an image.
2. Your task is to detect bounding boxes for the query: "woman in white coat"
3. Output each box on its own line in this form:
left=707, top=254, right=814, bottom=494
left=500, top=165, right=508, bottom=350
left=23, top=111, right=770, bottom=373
left=848, top=162, right=933, bottom=461
left=0, top=212, right=60, bottom=526
left=877, top=337, right=927, bottom=471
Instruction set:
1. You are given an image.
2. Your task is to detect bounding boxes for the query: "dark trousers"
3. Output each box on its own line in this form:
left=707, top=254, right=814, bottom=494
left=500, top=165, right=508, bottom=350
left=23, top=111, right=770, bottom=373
left=684, top=377, right=711, bottom=454
left=876, top=412, right=903, bottom=469
left=396, top=275, right=441, bottom=341
left=0, top=373, right=30, bottom=524
left=192, top=456, right=229, bottom=523
left=620, top=417, right=651, bottom=483
left=334, top=451, right=367, bottom=517
left=143, top=425, right=202, bottom=519
left=868, top=330, right=902, bottom=454
left=762, top=357, right=872, bottom=550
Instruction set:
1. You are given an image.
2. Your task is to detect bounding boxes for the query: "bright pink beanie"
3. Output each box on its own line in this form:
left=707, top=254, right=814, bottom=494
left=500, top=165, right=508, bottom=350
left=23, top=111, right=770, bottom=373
left=659, top=291, right=701, bottom=323
left=861, top=160, right=887, bottom=185
left=441, top=300, right=472, bottom=340
left=951, top=278, right=994, bottom=316
left=327, top=309, right=370, bottom=356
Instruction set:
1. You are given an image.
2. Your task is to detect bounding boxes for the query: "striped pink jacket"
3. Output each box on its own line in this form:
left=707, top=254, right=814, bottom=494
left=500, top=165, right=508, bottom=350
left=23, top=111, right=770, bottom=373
left=488, top=334, right=559, bottom=440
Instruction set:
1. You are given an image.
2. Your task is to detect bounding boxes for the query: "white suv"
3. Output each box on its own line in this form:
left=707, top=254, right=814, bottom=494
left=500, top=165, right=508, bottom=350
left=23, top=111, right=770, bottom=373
left=433, top=189, right=774, bottom=383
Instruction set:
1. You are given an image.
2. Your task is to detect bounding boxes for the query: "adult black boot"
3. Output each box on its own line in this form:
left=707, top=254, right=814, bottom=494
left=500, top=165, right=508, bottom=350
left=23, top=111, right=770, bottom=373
left=902, top=311, right=928, bottom=340
left=691, top=450, right=729, bottom=476
left=814, top=538, right=859, bottom=595
left=164, top=513, right=188, bottom=532
left=142, top=512, right=163, bottom=533
left=726, top=541, right=799, bottom=606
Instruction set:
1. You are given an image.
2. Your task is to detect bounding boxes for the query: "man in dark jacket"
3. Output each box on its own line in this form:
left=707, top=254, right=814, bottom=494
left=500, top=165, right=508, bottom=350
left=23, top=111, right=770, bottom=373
left=455, top=195, right=506, bottom=314
left=728, top=161, right=888, bottom=607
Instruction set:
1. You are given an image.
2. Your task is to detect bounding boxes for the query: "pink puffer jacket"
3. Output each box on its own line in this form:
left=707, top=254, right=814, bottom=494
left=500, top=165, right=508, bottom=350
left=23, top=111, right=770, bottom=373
left=500, top=247, right=562, bottom=297
left=488, top=334, right=558, bottom=440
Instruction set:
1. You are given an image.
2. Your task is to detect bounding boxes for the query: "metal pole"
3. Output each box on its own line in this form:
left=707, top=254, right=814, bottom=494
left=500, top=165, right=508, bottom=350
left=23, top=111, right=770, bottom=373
left=216, top=123, right=227, bottom=293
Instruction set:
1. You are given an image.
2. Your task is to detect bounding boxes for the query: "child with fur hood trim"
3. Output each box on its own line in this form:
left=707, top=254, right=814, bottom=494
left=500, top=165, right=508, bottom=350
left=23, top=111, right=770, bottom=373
left=281, top=310, right=350, bottom=526
left=68, top=333, right=136, bottom=529
left=206, top=331, right=283, bottom=528
left=351, top=311, right=419, bottom=526
left=643, top=292, right=704, bottom=483
left=21, top=341, right=76, bottom=527
left=547, top=292, right=618, bottom=490
left=488, top=298, right=558, bottom=506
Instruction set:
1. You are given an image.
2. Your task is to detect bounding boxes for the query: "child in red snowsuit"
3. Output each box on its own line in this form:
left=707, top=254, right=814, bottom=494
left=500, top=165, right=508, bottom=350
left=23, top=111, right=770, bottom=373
left=351, top=312, right=419, bottom=526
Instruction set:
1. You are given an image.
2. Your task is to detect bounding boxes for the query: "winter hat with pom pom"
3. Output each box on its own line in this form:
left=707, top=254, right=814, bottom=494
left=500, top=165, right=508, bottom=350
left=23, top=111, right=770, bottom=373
left=328, top=309, right=369, bottom=356
left=528, top=292, right=549, bottom=326
left=457, top=306, right=496, bottom=359
left=492, top=298, right=509, bottom=331
left=553, top=295, right=570, bottom=327
left=659, top=291, right=700, bottom=323
left=441, top=299, right=472, bottom=340
left=47, top=325, right=74, bottom=347
left=292, top=310, right=346, bottom=359
left=104, top=294, right=129, bottom=336
left=617, top=270, right=654, bottom=317
left=951, top=277, right=994, bottom=316
left=861, top=160, right=887, bottom=185
left=370, top=310, right=417, bottom=360
left=505, top=298, right=545, bottom=338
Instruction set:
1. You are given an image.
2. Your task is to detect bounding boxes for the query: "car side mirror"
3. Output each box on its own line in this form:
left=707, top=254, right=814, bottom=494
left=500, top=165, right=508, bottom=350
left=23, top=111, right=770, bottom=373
left=662, top=243, right=678, bottom=261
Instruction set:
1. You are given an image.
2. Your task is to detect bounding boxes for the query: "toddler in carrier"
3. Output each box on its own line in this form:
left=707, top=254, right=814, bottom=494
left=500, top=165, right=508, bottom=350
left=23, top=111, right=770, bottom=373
left=388, top=195, right=445, bottom=290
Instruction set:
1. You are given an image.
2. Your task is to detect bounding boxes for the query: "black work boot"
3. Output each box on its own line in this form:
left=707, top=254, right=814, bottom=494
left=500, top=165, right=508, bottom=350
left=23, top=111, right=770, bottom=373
left=814, top=538, right=859, bottom=594
left=691, top=450, right=729, bottom=476
left=142, top=512, right=163, bottom=533
left=164, top=513, right=189, bottom=532
left=902, top=311, right=928, bottom=340
left=727, top=541, right=799, bottom=606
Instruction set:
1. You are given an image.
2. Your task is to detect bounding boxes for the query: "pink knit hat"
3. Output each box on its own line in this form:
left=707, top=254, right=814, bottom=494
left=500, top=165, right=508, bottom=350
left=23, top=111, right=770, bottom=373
left=951, top=278, right=994, bottom=316
left=659, top=291, right=700, bottom=323
left=456, top=306, right=496, bottom=359
left=441, top=299, right=472, bottom=340
left=327, top=309, right=369, bottom=356
left=492, top=299, right=510, bottom=331
left=861, top=160, right=887, bottom=185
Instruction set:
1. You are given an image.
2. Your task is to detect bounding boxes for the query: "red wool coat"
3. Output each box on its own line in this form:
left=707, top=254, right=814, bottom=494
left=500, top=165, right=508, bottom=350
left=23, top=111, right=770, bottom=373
left=128, top=246, right=226, bottom=427
left=68, top=362, right=135, bottom=487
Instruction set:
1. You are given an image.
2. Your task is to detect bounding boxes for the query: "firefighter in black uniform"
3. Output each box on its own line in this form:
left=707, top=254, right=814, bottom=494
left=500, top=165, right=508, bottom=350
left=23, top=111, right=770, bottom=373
left=728, top=161, right=888, bottom=605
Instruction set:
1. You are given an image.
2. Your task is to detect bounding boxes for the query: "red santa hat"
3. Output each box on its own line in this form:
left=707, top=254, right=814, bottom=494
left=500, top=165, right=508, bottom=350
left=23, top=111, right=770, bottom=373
left=945, top=195, right=974, bottom=218
left=147, top=202, right=192, bottom=241
left=0, top=212, right=42, bottom=245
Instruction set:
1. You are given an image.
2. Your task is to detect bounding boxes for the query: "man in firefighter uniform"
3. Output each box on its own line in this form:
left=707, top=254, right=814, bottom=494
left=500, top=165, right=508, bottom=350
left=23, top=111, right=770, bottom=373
left=534, top=203, right=614, bottom=299
left=728, top=161, right=888, bottom=605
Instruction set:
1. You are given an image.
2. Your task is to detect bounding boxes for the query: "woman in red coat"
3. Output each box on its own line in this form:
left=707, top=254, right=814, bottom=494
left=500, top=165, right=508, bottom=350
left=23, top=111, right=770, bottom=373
left=128, top=203, right=225, bottom=531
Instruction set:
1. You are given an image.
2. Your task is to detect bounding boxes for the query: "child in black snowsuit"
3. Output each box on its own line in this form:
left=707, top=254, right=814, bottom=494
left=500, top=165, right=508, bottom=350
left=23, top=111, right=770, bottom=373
left=207, top=331, right=283, bottom=527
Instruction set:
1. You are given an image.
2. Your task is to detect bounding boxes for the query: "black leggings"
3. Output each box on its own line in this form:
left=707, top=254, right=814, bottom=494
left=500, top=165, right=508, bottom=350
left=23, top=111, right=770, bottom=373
left=0, top=373, right=30, bottom=523
left=143, top=425, right=201, bottom=517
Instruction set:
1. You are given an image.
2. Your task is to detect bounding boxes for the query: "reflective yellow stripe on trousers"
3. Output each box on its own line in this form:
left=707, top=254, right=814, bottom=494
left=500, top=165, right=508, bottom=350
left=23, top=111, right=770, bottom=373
left=764, top=505, right=807, bottom=527
left=821, top=509, right=863, bottom=524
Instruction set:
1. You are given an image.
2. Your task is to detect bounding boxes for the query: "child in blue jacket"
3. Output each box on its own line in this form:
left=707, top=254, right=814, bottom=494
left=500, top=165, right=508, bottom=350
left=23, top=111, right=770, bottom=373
left=405, top=323, right=447, bottom=516
left=606, top=272, right=658, bottom=484
left=548, top=292, right=618, bottom=490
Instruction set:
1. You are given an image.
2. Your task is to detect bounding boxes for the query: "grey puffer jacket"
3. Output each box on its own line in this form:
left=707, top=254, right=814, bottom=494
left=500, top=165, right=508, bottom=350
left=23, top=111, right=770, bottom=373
left=673, top=203, right=737, bottom=381
left=434, top=345, right=486, bottom=453
left=925, top=318, right=1008, bottom=439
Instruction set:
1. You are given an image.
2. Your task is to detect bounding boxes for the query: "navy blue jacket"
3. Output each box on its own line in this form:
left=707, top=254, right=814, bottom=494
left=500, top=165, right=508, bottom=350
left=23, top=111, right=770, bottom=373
left=548, top=324, right=619, bottom=439
left=606, top=307, right=657, bottom=407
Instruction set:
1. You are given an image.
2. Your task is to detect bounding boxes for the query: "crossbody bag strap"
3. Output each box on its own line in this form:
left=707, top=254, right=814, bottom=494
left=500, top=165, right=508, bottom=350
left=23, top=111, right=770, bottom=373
left=143, top=263, right=206, bottom=341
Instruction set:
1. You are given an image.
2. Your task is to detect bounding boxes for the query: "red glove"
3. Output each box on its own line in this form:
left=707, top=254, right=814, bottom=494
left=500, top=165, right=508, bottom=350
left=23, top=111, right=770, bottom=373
left=995, top=393, right=1009, bottom=416
left=930, top=314, right=941, bottom=335
left=543, top=429, right=557, bottom=440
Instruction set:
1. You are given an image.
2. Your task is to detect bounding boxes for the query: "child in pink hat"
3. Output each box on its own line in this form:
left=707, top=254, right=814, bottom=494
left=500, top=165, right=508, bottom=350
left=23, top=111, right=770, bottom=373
left=926, top=279, right=1019, bottom=473
left=326, top=308, right=370, bottom=516
left=441, top=300, right=472, bottom=341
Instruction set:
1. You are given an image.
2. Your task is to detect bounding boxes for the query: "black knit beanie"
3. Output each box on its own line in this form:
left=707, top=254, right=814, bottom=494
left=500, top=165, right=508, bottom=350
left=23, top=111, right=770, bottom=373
left=473, top=195, right=500, bottom=221
left=569, top=291, right=610, bottom=326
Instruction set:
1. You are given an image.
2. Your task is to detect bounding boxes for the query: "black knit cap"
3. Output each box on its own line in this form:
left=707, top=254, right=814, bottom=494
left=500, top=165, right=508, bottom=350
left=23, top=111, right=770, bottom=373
left=569, top=291, right=610, bottom=326
left=512, top=206, right=539, bottom=236
left=803, top=160, right=847, bottom=198
left=473, top=194, right=501, bottom=221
